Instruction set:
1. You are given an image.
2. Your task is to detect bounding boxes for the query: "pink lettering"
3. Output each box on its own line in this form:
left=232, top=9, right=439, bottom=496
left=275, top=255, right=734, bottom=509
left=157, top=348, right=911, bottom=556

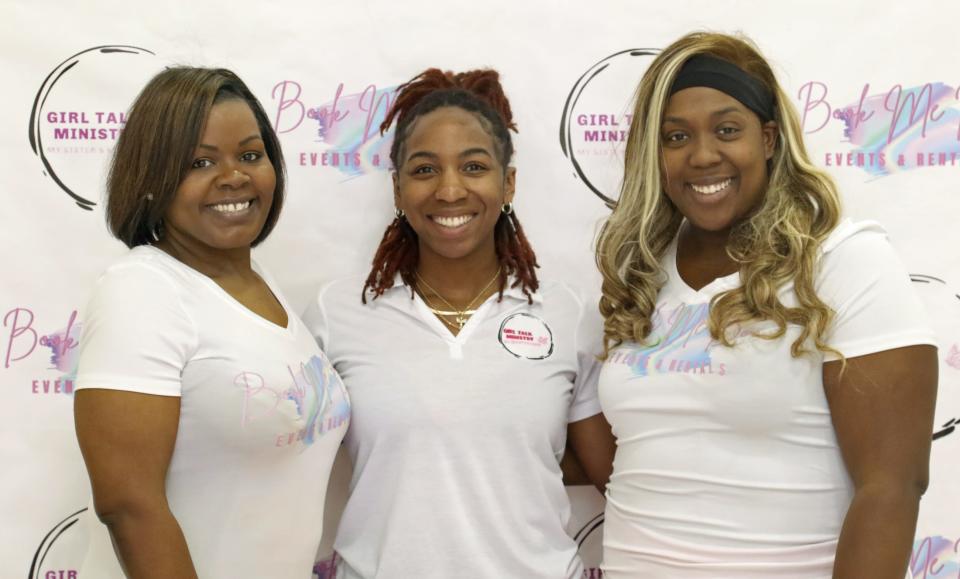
left=235, top=372, right=280, bottom=426
left=358, top=84, right=394, bottom=143
left=271, top=81, right=306, bottom=134
left=309, top=83, right=350, bottom=137
left=884, top=83, right=938, bottom=143
left=4, top=308, right=38, bottom=369
left=797, top=81, right=831, bottom=134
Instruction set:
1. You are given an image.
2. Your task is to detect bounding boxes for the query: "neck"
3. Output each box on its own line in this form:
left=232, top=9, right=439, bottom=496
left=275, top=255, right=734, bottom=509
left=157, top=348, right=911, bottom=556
left=155, top=234, right=253, bottom=279
left=416, top=249, right=501, bottom=307
left=678, top=222, right=737, bottom=269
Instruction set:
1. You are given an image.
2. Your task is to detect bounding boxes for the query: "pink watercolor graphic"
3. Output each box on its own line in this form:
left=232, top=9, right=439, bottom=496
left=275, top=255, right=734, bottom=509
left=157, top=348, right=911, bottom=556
left=910, top=535, right=960, bottom=578
left=271, top=80, right=398, bottom=177
left=946, top=344, right=960, bottom=370
left=38, top=310, right=81, bottom=394
left=799, top=81, right=960, bottom=177
left=307, top=84, right=398, bottom=176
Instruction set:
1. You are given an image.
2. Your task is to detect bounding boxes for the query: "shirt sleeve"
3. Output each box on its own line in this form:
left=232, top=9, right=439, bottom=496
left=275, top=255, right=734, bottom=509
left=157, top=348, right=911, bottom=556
left=817, top=223, right=938, bottom=361
left=568, top=288, right=604, bottom=423
left=75, top=263, right=196, bottom=396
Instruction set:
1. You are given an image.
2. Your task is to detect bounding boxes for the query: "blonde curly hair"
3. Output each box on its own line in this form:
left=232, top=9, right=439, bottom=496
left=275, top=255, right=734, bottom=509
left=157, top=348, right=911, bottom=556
left=596, top=31, right=842, bottom=359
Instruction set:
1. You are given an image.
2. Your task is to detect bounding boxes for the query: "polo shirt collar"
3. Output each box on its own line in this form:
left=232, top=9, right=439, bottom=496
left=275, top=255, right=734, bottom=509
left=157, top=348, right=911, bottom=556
left=384, top=273, right=543, bottom=304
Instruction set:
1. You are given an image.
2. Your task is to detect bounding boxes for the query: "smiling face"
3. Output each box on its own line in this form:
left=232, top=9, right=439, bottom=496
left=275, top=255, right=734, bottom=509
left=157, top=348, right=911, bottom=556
left=394, top=106, right=515, bottom=265
left=161, top=98, right=276, bottom=254
left=660, top=86, right=777, bottom=237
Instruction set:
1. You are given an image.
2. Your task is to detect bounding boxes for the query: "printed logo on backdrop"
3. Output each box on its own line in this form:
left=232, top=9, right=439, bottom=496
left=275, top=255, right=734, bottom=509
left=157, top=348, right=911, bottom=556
left=910, top=274, right=960, bottom=443
left=800, top=81, right=960, bottom=177
left=498, top=313, right=554, bottom=360
left=911, top=535, right=960, bottom=578
left=29, top=46, right=159, bottom=210
left=559, top=49, right=659, bottom=207
left=270, top=80, right=398, bottom=177
left=29, top=508, right=85, bottom=579
left=3, top=307, right=81, bottom=395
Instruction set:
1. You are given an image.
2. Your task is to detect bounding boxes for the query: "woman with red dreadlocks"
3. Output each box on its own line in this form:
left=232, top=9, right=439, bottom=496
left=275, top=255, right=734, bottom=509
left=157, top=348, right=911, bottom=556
left=302, top=68, right=615, bottom=579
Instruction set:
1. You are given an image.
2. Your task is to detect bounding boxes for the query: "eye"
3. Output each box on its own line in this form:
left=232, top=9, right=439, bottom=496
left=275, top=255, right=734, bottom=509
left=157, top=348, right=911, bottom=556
left=240, top=151, right=263, bottom=162
left=662, top=131, right=688, bottom=146
left=191, top=158, right=213, bottom=169
left=463, top=161, right=488, bottom=173
left=717, top=125, right=741, bottom=139
left=411, top=165, right=436, bottom=176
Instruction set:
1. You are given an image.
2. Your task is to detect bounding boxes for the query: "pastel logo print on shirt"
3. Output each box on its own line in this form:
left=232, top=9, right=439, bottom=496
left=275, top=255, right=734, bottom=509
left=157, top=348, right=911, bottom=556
left=607, top=302, right=727, bottom=377
left=498, top=313, right=554, bottom=360
left=235, top=353, right=350, bottom=447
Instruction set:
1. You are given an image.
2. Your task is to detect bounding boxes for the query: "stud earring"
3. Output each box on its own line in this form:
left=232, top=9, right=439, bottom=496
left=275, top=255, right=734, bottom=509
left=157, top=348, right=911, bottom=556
left=395, top=208, right=405, bottom=219
left=501, top=202, right=513, bottom=215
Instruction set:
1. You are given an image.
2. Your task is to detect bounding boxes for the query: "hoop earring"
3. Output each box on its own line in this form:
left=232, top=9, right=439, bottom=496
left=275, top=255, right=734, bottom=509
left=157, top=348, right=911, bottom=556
left=395, top=208, right=405, bottom=219
left=501, top=202, right=513, bottom=215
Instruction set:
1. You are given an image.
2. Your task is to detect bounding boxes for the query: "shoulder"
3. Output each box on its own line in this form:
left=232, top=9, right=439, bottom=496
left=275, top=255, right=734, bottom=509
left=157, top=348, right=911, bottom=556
left=314, top=275, right=370, bottom=308
left=93, top=246, right=190, bottom=297
left=820, top=219, right=891, bottom=264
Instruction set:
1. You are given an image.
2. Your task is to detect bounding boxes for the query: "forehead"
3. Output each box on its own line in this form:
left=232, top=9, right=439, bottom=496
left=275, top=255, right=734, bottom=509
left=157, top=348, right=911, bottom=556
left=200, top=99, right=260, bottom=136
left=663, top=86, right=752, bottom=121
left=403, top=107, right=495, bottom=153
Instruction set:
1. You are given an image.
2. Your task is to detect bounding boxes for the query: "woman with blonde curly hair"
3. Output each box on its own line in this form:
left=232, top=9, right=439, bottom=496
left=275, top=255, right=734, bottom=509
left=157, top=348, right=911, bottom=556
left=596, top=31, right=938, bottom=578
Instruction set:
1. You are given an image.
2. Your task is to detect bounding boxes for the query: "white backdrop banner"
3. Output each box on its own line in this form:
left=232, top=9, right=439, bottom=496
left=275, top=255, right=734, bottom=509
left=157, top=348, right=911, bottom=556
left=2, top=1, right=958, bottom=577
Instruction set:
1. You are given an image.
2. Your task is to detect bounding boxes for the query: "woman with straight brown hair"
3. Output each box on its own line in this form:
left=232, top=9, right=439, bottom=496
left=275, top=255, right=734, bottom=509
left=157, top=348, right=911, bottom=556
left=596, top=31, right=938, bottom=578
left=74, top=66, right=349, bottom=579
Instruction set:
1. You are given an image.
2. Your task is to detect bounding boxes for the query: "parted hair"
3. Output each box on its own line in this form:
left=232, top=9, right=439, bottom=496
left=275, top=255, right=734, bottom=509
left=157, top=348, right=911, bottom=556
left=106, top=66, right=285, bottom=248
left=596, top=31, right=843, bottom=358
left=362, top=68, right=539, bottom=303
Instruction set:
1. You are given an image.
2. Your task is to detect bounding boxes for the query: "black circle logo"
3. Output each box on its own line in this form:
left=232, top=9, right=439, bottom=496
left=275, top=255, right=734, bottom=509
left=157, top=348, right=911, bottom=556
left=28, top=45, right=156, bottom=211
left=560, top=49, right=659, bottom=208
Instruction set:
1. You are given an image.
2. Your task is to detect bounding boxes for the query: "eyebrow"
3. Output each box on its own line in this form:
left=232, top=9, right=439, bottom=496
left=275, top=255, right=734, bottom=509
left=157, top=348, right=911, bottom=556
left=405, top=147, right=493, bottom=163
left=197, top=134, right=263, bottom=150
left=662, top=106, right=745, bottom=124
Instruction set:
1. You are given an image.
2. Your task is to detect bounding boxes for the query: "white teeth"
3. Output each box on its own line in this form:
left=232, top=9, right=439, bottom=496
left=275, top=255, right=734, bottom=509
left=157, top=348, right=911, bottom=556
left=433, top=214, right=474, bottom=228
left=690, top=179, right=732, bottom=195
left=210, top=200, right=252, bottom=214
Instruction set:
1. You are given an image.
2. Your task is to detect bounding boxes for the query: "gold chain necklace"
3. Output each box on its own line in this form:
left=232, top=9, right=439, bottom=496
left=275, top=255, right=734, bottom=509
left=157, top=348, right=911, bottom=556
left=416, top=266, right=502, bottom=331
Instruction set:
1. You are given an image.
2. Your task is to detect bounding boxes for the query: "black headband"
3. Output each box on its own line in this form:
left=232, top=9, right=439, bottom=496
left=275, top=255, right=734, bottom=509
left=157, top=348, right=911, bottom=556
left=669, top=55, right=775, bottom=122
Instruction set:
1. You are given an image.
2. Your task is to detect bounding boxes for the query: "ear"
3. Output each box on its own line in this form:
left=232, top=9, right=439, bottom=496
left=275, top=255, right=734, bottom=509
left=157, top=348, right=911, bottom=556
left=762, top=120, right=778, bottom=160
left=392, top=172, right=401, bottom=208
left=503, top=166, right=516, bottom=204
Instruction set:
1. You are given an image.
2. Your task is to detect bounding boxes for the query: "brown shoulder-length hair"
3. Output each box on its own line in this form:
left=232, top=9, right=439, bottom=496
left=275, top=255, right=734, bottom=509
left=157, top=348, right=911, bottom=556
left=362, top=68, right=540, bottom=303
left=106, top=66, right=285, bottom=248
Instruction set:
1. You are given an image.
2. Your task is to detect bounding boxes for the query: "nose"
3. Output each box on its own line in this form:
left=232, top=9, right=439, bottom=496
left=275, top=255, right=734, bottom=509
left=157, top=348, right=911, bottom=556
left=435, top=170, right=468, bottom=202
left=688, top=135, right=722, bottom=168
left=218, top=166, right=250, bottom=188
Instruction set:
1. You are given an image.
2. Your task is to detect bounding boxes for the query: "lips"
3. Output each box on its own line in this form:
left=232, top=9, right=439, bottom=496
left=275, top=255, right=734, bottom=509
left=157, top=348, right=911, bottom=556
left=208, top=199, right=254, bottom=215
left=689, top=178, right=733, bottom=196
left=431, top=213, right=476, bottom=229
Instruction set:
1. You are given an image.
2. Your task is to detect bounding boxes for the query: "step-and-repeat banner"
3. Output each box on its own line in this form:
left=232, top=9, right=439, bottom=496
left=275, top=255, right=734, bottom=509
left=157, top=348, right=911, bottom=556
left=3, top=1, right=958, bottom=577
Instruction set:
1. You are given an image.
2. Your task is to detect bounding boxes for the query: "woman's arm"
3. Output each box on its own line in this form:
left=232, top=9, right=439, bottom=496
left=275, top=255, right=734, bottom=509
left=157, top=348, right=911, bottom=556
left=75, top=389, right=198, bottom=579
left=826, top=344, right=938, bottom=579
left=566, top=413, right=617, bottom=493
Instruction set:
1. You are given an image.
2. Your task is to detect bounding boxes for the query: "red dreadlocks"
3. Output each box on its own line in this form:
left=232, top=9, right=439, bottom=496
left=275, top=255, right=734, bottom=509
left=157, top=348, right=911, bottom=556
left=361, top=68, right=539, bottom=304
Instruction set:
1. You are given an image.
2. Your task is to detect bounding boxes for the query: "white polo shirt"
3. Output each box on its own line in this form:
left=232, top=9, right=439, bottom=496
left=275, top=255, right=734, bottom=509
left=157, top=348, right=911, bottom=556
left=302, top=275, right=603, bottom=579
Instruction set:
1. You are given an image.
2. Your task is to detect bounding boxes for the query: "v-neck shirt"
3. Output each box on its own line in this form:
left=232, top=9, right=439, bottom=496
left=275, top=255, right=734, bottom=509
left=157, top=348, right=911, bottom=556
left=302, top=275, right=603, bottom=579
left=75, top=244, right=350, bottom=579
left=598, top=220, right=937, bottom=578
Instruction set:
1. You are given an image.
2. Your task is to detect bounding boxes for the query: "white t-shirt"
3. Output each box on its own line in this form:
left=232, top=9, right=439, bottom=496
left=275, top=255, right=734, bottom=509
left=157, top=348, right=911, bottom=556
left=302, top=276, right=603, bottom=579
left=599, top=220, right=937, bottom=578
left=75, top=245, right=350, bottom=579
